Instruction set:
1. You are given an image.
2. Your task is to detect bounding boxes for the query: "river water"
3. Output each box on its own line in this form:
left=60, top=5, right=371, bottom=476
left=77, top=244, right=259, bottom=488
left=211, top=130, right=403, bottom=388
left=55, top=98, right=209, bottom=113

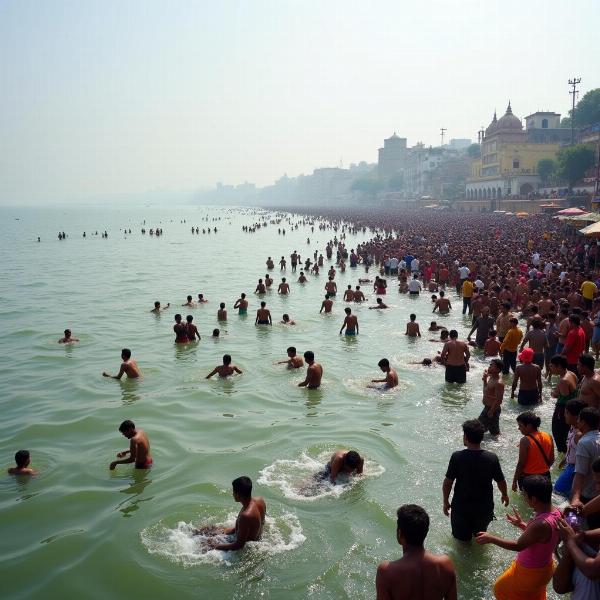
left=0, top=206, right=561, bottom=599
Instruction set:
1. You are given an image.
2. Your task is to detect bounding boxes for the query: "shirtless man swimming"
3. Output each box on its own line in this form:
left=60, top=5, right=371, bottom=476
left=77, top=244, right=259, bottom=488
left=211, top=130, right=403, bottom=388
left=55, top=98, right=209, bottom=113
left=173, top=314, right=189, bottom=343
left=150, top=301, right=170, bottom=314
left=340, top=307, right=359, bottom=335
left=320, top=294, right=333, bottom=314
left=280, top=314, right=295, bottom=325
left=369, top=298, right=388, bottom=309
left=298, top=271, right=307, bottom=283
left=202, top=476, right=266, bottom=551
left=298, top=351, right=323, bottom=389
left=8, top=450, right=37, bottom=476
left=325, top=450, right=364, bottom=483
left=376, top=504, right=457, bottom=600
left=109, top=420, right=152, bottom=470
left=58, top=329, right=79, bottom=343
left=103, top=348, right=141, bottom=379
left=182, top=295, right=196, bottom=307
left=276, top=346, right=304, bottom=369
left=186, top=315, right=201, bottom=341
left=256, top=301, right=272, bottom=325
left=371, top=358, right=398, bottom=388
left=206, top=354, right=243, bottom=378
left=278, top=278, right=290, bottom=295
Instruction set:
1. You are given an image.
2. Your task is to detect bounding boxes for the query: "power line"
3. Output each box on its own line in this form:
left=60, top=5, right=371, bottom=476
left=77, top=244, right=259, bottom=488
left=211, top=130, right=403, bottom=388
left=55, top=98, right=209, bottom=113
left=568, top=76, right=581, bottom=145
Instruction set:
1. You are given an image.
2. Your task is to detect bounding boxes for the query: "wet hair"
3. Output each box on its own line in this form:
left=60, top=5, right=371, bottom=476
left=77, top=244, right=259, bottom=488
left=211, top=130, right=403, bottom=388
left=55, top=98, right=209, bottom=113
left=304, top=350, right=314, bottom=362
left=154, top=301, right=160, bottom=307
left=522, top=475, right=552, bottom=504
left=565, top=399, right=587, bottom=417
left=261, top=301, right=266, bottom=307
left=64, top=329, right=71, bottom=335
left=232, top=476, right=252, bottom=498
left=287, top=346, right=296, bottom=354
left=223, top=354, right=232, bottom=365
left=422, top=358, right=432, bottom=366
left=241, top=293, right=246, bottom=298
left=345, top=307, right=351, bottom=314
left=550, top=355, right=568, bottom=369
left=462, top=419, right=485, bottom=444
left=396, top=504, right=429, bottom=547
left=516, top=411, right=541, bottom=429
left=490, top=358, right=503, bottom=371
left=579, top=353, right=595, bottom=371
left=121, top=348, right=132, bottom=359
left=410, top=313, right=416, bottom=320
left=378, top=358, right=390, bottom=369
left=219, top=302, right=225, bottom=309
left=439, top=290, right=445, bottom=297
left=440, top=330, right=449, bottom=339
left=186, top=315, right=193, bottom=323
left=175, top=313, right=182, bottom=321
left=212, top=328, right=220, bottom=337
left=187, top=295, right=192, bottom=301
left=579, top=407, right=600, bottom=430
left=15, top=449, right=30, bottom=467
left=119, top=420, right=135, bottom=432
left=449, top=329, right=458, bottom=339
left=344, top=450, right=361, bottom=468
left=282, top=314, right=289, bottom=320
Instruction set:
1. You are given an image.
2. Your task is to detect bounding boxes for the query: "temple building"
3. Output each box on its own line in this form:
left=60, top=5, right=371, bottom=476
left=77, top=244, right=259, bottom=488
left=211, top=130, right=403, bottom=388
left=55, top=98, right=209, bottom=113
left=465, top=102, right=560, bottom=203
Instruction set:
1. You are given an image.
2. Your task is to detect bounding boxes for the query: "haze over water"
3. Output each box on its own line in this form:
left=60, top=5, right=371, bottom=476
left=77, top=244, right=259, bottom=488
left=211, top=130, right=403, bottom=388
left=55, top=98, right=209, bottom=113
left=0, top=205, right=563, bottom=599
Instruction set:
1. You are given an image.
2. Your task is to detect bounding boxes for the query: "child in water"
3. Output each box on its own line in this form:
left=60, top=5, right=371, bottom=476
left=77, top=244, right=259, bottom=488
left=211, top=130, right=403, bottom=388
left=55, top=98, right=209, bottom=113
left=8, top=450, right=36, bottom=475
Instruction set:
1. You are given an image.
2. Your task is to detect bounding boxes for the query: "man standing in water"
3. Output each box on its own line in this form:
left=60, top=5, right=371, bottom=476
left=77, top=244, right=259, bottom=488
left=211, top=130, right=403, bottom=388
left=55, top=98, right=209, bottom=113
left=256, top=301, right=272, bottom=325
left=109, top=420, right=152, bottom=470
left=203, top=476, right=266, bottom=551
left=298, top=351, right=323, bottom=389
left=103, top=348, right=141, bottom=379
left=443, top=420, right=509, bottom=542
left=440, top=330, right=470, bottom=384
left=206, top=354, right=243, bottom=378
left=340, top=307, right=359, bottom=336
left=233, top=293, right=248, bottom=315
left=173, top=314, right=189, bottom=343
left=376, top=504, right=457, bottom=600
left=150, top=301, right=170, bottom=314
left=278, top=277, right=290, bottom=295
left=275, top=346, right=304, bottom=369
left=186, top=315, right=201, bottom=341
left=479, top=359, right=505, bottom=437
left=320, top=294, right=333, bottom=314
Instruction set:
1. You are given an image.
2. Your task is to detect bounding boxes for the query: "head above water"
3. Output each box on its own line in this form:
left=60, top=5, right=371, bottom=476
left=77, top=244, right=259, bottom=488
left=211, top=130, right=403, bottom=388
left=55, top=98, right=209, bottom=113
left=15, top=449, right=30, bottom=467
left=304, top=350, right=314, bottom=363
left=378, top=358, right=390, bottom=371
left=223, top=354, right=232, bottom=365
left=121, top=348, right=132, bottom=360
left=396, top=504, right=429, bottom=548
left=118, top=420, right=136, bottom=437
left=232, top=476, right=252, bottom=499
left=344, top=450, right=362, bottom=469
left=462, top=419, right=485, bottom=445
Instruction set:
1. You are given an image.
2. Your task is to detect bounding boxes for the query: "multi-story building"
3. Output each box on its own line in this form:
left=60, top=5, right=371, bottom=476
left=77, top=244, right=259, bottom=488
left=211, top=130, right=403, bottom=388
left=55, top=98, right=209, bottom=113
left=378, top=133, right=407, bottom=179
left=466, top=103, right=560, bottom=202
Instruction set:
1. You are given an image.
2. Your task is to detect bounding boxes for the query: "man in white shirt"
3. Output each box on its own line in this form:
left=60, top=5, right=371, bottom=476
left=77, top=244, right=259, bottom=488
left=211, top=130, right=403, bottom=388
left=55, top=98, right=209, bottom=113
left=399, top=259, right=407, bottom=271
left=474, top=278, right=485, bottom=291
left=408, top=275, right=422, bottom=295
left=457, top=264, right=470, bottom=294
left=390, top=257, right=399, bottom=275
left=411, top=258, right=420, bottom=273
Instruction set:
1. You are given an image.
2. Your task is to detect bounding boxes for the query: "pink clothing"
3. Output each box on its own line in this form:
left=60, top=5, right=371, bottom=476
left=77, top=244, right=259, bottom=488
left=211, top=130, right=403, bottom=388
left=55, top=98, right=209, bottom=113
left=516, top=509, right=561, bottom=568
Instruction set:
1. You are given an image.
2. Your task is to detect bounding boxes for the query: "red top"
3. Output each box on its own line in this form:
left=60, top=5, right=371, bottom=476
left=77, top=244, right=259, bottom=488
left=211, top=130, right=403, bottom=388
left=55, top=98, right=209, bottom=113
left=564, top=326, right=586, bottom=364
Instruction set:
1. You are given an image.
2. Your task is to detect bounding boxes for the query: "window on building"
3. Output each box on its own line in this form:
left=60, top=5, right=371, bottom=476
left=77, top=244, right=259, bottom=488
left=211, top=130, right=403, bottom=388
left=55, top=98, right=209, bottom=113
left=541, top=118, right=548, bottom=129
left=512, top=160, right=520, bottom=169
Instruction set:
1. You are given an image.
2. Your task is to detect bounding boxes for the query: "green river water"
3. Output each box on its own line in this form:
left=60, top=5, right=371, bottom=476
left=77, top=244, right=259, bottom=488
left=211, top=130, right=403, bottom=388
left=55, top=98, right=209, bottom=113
left=0, top=206, right=562, bottom=599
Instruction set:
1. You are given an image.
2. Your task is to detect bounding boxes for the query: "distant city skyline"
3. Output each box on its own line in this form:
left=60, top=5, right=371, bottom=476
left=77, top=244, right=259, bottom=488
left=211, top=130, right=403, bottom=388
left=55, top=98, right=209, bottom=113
left=0, top=0, right=598, bottom=204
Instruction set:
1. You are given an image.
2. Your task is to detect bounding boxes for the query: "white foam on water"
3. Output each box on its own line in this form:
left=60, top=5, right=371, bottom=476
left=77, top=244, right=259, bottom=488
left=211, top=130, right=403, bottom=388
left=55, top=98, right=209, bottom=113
left=257, top=450, right=385, bottom=501
left=140, top=511, right=305, bottom=566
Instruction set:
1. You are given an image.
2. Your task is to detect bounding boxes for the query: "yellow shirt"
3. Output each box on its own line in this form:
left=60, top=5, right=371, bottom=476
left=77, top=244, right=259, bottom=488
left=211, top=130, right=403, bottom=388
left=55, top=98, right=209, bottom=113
left=462, top=280, right=474, bottom=298
left=581, top=281, right=597, bottom=300
left=500, top=327, right=523, bottom=352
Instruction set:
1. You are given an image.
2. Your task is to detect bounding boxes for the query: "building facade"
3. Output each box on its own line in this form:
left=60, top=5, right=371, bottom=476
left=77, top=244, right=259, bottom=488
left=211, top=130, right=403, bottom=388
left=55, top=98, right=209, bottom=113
left=466, top=103, right=560, bottom=202
left=378, top=133, right=407, bottom=179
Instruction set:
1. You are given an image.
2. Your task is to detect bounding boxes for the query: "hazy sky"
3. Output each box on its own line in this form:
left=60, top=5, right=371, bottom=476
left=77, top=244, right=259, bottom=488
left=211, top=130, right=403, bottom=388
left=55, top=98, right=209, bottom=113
left=1, top=0, right=598, bottom=203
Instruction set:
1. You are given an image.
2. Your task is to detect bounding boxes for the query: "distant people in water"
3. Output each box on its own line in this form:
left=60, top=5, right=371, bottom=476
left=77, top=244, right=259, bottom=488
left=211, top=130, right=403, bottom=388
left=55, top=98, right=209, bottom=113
left=151, top=301, right=170, bottom=313
left=375, top=504, right=457, bottom=599
left=182, top=295, right=196, bottom=307
left=217, top=303, right=227, bottom=321
left=298, top=351, right=323, bottom=388
left=8, top=450, right=36, bottom=475
left=281, top=314, right=295, bottom=325
left=206, top=354, right=243, bottom=378
left=58, top=329, right=79, bottom=343
left=109, top=420, right=152, bottom=470
left=196, top=476, right=266, bottom=551
left=369, top=298, right=388, bottom=309
left=173, top=314, right=189, bottom=343
left=234, top=293, right=248, bottom=315
left=197, top=294, right=208, bottom=303
left=276, top=346, right=304, bottom=369
left=212, top=328, right=220, bottom=338
left=256, top=301, right=272, bottom=325
left=103, top=348, right=141, bottom=379
left=186, top=315, right=201, bottom=341
left=340, top=307, right=358, bottom=336
left=370, top=358, right=398, bottom=388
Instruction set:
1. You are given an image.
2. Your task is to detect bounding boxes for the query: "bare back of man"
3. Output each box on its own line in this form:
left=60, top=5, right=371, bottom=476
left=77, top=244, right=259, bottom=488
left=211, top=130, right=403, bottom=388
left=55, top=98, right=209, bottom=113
left=579, top=372, right=600, bottom=408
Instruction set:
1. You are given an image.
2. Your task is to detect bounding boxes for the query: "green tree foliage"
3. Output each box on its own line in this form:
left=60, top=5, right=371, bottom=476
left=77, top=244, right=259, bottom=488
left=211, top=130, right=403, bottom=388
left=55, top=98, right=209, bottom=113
left=467, top=143, right=481, bottom=159
left=387, top=174, right=404, bottom=191
left=557, top=145, right=595, bottom=188
left=537, top=158, right=556, bottom=184
left=351, top=177, right=384, bottom=198
left=572, top=88, right=600, bottom=127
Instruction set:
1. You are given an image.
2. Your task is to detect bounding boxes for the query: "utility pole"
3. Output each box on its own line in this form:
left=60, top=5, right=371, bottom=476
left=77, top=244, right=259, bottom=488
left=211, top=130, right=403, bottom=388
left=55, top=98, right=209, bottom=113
left=478, top=127, right=485, bottom=145
left=440, top=127, right=446, bottom=148
left=569, top=77, right=581, bottom=145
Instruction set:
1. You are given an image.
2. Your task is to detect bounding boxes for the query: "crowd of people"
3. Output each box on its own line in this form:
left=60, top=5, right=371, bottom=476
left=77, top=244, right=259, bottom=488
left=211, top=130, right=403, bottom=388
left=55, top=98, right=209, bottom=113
left=12, top=208, right=600, bottom=598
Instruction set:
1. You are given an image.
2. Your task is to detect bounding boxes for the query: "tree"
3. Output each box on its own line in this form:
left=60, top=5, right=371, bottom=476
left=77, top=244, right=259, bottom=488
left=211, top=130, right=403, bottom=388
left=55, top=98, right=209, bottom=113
left=351, top=177, right=384, bottom=199
left=556, top=145, right=595, bottom=189
left=387, top=173, right=404, bottom=191
left=467, top=143, right=481, bottom=159
left=572, top=88, right=600, bottom=128
left=537, top=159, right=556, bottom=184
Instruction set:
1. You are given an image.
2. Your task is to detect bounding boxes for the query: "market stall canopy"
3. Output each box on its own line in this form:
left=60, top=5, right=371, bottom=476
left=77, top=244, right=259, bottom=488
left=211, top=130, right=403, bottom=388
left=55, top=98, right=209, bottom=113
left=579, top=222, right=600, bottom=235
left=515, top=211, right=529, bottom=217
left=557, top=207, right=586, bottom=215
left=559, top=212, right=600, bottom=223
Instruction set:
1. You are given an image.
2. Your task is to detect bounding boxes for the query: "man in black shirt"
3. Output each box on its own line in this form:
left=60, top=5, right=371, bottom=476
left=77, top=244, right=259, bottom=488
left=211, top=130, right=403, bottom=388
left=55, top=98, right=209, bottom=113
left=442, top=419, right=509, bottom=541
